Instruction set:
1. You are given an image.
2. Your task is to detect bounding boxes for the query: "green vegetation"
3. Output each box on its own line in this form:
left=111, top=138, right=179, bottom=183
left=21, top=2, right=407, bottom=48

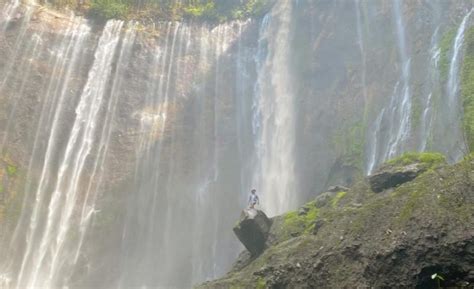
left=332, top=121, right=366, bottom=171
left=6, top=164, right=17, bottom=176
left=231, top=0, right=269, bottom=19
left=283, top=201, right=319, bottom=236
left=0, top=159, right=25, bottom=227
left=439, top=28, right=456, bottom=81
left=90, top=0, right=129, bottom=20
left=411, top=94, right=423, bottom=129
left=183, top=2, right=217, bottom=19
left=331, top=191, right=347, bottom=208
left=461, top=27, right=474, bottom=152
left=397, top=187, right=425, bottom=222
left=431, top=273, right=445, bottom=289
left=255, top=277, right=266, bottom=289
left=386, top=152, right=446, bottom=167
left=54, top=0, right=272, bottom=21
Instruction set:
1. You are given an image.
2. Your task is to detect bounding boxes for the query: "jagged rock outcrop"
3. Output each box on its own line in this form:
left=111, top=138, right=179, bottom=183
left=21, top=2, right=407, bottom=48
left=196, top=154, right=474, bottom=289
left=369, top=163, right=425, bottom=192
left=233, top=209, right=272, bottom=256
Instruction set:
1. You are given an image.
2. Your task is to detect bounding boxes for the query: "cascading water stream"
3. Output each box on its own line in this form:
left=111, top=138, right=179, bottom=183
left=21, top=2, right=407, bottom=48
left=1, top=15, right=93, bottom=288
left=419, top=27, right=440, bottom=152
left=14, top=20, right=123, bottom=289
left=444, top=8, right=473, bottom=159
left=366, top=0, right=412, bottom=174
left=252, top=0, right=297, bottom=217
left=386, top=0, right=412, bottom=159
left=73, top=22, right=137, bottom=265
left=116, top=20, right=251, bottom=288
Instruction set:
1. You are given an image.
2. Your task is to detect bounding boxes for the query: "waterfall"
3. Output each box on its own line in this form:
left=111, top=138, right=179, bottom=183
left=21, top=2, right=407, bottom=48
left=444, top=8, right=473, bottom=160
left=252, top=0, right=297, bottom=217
left=447, top=9, right=473, bottom=104
left=386, top=0, right=412, bottom=159
left=419, top=27, right=440, bottom=152
left=13, top=19, right=123, bottom=289
left=2, top=1, right=474, bottom=288
left=0, top=14, right=92, bottom=288
left=116, top=20, right=250, bottom=288
left=365, top=0, right=412, bottom=174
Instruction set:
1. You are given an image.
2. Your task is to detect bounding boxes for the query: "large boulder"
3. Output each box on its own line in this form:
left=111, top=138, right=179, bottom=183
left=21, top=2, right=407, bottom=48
left=233, top=209, right=272, bottom=256
left=369, top=152, right=446, bottom=193
left=369, top=163, right=425, bottom=192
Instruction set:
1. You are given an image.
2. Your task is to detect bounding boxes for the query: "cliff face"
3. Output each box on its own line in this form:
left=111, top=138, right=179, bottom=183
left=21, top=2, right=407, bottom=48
left=197, top=153, right=474, bottom=289
left=0, top=0, right=473, bottom=288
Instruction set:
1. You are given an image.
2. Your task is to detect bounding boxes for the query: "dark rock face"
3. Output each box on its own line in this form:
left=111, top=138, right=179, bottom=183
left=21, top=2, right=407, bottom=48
left=369, top=163, right=425, bottom=192
left=233, top=209, right=272, bottom=256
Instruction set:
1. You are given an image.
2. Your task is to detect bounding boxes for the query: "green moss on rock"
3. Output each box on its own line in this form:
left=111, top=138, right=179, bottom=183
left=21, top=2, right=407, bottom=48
left=255, top=277, right=266, bottom=289
left=386, top=152, right=446, bottom=168
left=282, top=201, right=319, bottom=237
left=461, top=27, right=474, bottom=152
left=331, top=191, right=347, bottom=208
left=332, top=121, right=366, bottom=172
left=439, top=28, right=457, bottom=81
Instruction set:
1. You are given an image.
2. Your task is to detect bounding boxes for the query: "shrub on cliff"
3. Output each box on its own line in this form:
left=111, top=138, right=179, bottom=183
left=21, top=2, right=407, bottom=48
left=90, top=0, right=129, bottom=20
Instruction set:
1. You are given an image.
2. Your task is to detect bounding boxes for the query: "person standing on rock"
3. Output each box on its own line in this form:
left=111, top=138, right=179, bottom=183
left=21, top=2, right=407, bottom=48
left=248, top=189, right=260, bottom=209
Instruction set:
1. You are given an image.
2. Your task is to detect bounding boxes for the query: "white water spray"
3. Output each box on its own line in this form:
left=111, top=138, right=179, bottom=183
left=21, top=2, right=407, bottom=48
left=253, top=0, right=297, bottom=216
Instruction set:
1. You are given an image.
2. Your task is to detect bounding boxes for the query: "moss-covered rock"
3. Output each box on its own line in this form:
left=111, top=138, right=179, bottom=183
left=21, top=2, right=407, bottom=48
left=196, top=154, right=474, bottom=289
left=461, top=27, right=474, bottom=152
left=439, top=28, right=457, bottom=81
left=385, top=151, right=446, bottom=168
left=368, top=152, right=446, bottom=193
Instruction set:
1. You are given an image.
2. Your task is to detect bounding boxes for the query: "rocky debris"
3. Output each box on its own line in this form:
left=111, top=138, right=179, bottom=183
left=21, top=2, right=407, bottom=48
left=369, top=163, right=425, bottom=192
left=233, top=209, right=272, bottom=256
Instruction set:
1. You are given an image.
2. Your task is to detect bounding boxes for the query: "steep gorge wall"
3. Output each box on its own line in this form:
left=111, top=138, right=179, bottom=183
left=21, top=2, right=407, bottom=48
left=0, top=0, right=473, bottom=288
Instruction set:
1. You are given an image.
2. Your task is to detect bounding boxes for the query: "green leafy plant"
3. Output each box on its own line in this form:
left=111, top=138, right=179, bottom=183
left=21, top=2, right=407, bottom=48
left=90, top=0, right=129, bottom=20
left=183, top=1, right=217, bottom=20
left=431, top=273, right=445, bottom=289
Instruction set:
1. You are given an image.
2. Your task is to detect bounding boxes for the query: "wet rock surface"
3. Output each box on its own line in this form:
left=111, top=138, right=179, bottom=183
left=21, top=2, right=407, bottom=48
left=368, top=163, right=425, bottom=192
